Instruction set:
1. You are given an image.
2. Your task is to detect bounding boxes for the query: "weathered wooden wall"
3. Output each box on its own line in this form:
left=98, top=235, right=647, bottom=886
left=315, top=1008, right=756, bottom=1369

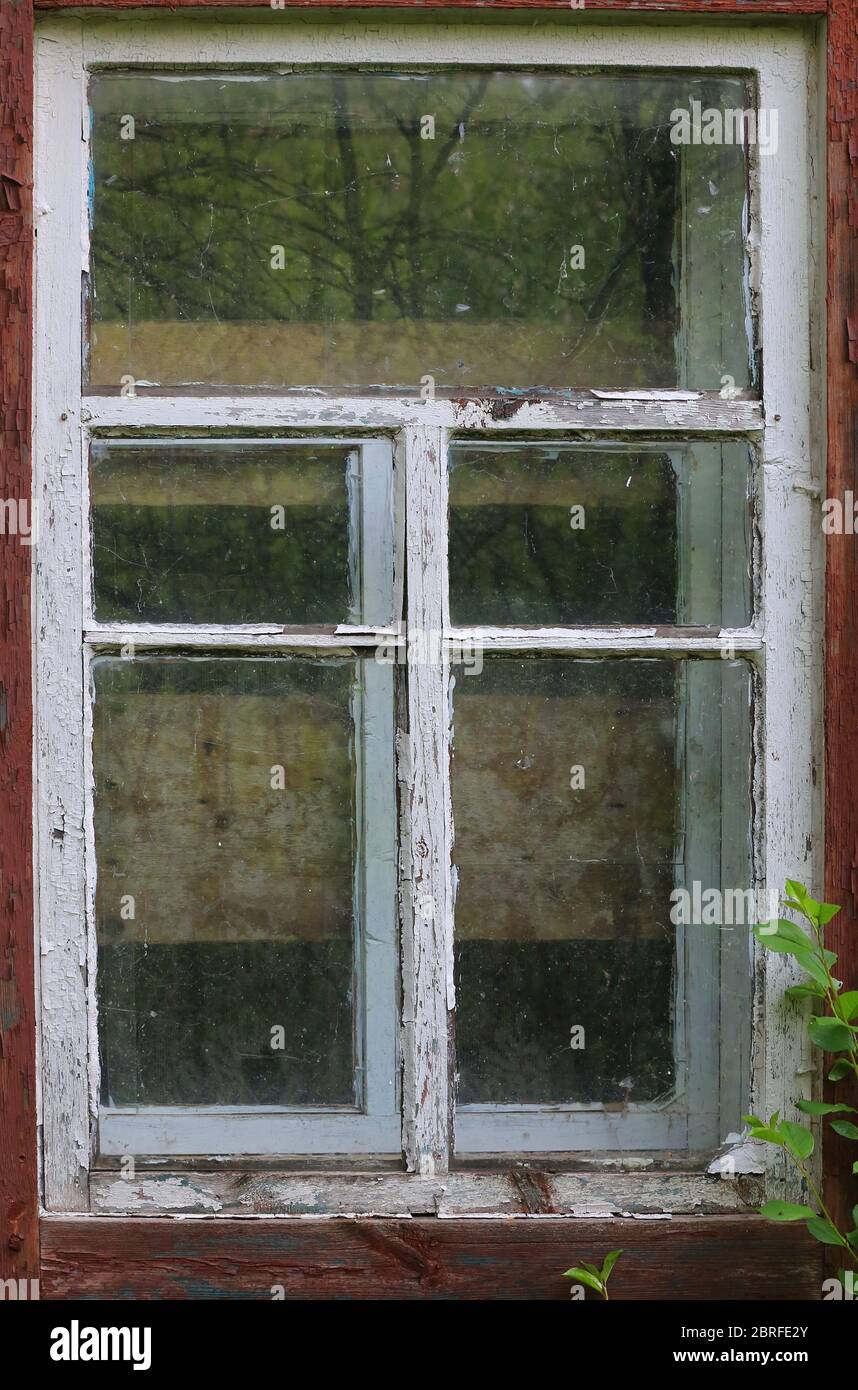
left=823, top=0, right=858, bottom=1248
left=0, top=0, right=37, bottom=1290
left=40, top=1215, right=823, bottom=1300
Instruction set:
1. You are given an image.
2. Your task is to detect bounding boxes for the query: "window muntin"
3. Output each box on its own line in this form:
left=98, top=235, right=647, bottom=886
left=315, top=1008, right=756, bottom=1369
left=34, top=16, right=820, bottom=1200
left=88, top=70, right=753, bottom=393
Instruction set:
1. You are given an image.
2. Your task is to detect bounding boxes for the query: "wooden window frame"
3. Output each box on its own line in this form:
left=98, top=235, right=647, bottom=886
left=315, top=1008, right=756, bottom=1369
left=0, top=0, right=854, bottom=1300
left=86, top=436, right=402, bottom=1162
left=33, top=10, right=819, bottom=1205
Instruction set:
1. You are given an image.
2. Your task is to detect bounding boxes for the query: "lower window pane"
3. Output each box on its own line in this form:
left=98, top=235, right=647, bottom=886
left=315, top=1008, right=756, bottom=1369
left=451, top=656, right=752, bottom=1113
left=93, top=656, right=357, bottom=1107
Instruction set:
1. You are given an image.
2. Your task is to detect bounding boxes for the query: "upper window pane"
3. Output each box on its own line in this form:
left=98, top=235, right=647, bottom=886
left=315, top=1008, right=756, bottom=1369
left=449, top=440, right=753, bottom=627
left=90, top=439, right=395, bottom=626
left=88, top=71, right=754, bottom=393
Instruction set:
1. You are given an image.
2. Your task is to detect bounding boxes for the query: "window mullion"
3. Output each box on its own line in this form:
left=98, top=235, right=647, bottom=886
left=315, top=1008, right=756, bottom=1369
left=401, top=421, right=452, bottom=1176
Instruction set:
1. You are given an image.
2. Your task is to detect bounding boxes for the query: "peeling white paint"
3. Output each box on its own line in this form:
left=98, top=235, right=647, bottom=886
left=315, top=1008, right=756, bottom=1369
left=81, top=393, right=762, bottom=436
left=590, top=390, right=702, bottom=402
left=401, top=422, right=452, bottom=1175
left=707, top=1136, right=769, bottom=1177
left=90, top=1167, right=764, bottom=1218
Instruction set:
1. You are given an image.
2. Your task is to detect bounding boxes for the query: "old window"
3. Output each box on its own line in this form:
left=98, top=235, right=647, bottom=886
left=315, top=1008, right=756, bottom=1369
left=34, top=16, right=819, bottom=1206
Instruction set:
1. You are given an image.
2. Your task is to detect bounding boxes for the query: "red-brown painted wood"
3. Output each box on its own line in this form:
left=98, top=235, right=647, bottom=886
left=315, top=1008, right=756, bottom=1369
left=40, top=1215, right=823, bottom=1299
left=32, top=0, right=829, bottom=13
left=0, top=0, right=38, bottom=1293
left=824, top=0, right=858, bottom=1254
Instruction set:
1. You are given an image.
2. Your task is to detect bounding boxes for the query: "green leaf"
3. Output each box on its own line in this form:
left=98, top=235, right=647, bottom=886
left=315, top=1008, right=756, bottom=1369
left=752, top=931, right=798, bottom=953
left=786, top=982, right=826, bottom=1002
left=838, top=991, right=858, bottom=1022
left=579, top=1262, right=601, bottom=1277
left=562, top=1268, right=604, bottom=1294
left=796, top=952, right=837, bottom=990
left=830, top=1120, right=858, bottom=1141
left=810, top=1016, right=855, bottom=1052
left=817, top=903, right=841, bottom=926
left=760, top=1200, right=818, bottom=1221
left=754, top=936, right=831, bottom=988
left=755, top=919, right=810, bottom=946
left=847, top=1230, right=858, bottom=1250
left=785, top=879, right=808, bottom=904
left=753, top=930, right=805, bottom=956
left=796, top=1100, right=855, bottom=1116
left=781, top=1121, right=814, bottom=1160
left=600, top=1249, right=623, bottom=1282
left=853, top=1161, right=858, bottom=1175
left=747, top=1126, right=786, bottom=1146
left=806, top=1217, right=847, bottom=1248
left=741, top=1113, right=764, bottom=1128
left=829, top=1060, right=854, bottom=1081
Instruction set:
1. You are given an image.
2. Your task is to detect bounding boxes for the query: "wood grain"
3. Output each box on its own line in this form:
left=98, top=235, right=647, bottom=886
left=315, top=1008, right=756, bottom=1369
left=40, top=1215, right=823, bottom=1299
left=823, top=0, right=858, bottom=1250
left=0, top=0, right=37, bottom=1289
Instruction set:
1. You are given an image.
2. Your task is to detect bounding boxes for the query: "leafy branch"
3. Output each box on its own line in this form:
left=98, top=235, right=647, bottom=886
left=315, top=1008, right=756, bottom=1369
left=563, top=877, right=858, bottom=1299
left=748, top=879, right=858, bottom=1271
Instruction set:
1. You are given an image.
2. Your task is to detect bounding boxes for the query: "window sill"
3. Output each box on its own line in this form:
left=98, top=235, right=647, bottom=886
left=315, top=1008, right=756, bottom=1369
left=86, top=1165, right=765, bottom=1218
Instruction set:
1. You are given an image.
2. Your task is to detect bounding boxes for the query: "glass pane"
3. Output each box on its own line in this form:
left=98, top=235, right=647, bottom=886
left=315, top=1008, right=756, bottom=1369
left=94, top=656, right=359, bottom=1107
left=90, top=439, right=393, bottom=626
left=451, top=657, right=752, bottom=1106
left=449, top=440, right=752, bottom=627
left=89, top=71, right=752, bottom=392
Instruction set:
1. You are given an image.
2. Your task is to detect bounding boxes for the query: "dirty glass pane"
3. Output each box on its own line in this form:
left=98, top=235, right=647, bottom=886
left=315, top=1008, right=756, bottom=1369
left=90, top=439, right=394, bottom=626
left=451, top=657, right=752, bottom=1106
left=88, top=71, right=753, bottom=391
left=449, top=440, right=752, bottom=627
left=94, top=656, right=358, bottom=1107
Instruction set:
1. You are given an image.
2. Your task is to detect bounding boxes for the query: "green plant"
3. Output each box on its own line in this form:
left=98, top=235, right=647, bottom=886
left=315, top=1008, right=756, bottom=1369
left=563, top=877, right=858, bottom=1297
left=747, top=878, right=858, bottom=1277
left=745, top=878, right=856, bottom=1273
left=563, top=1249, right=623, bottom=1300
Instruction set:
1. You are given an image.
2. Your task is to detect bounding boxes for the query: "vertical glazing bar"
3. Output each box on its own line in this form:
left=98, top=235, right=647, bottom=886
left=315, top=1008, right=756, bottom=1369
left=401, top=422, right=451, bottom=1174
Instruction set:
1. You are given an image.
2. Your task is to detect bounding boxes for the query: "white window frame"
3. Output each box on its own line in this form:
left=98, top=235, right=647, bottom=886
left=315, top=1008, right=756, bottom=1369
left=34, top=13, right=822, bottom=1214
